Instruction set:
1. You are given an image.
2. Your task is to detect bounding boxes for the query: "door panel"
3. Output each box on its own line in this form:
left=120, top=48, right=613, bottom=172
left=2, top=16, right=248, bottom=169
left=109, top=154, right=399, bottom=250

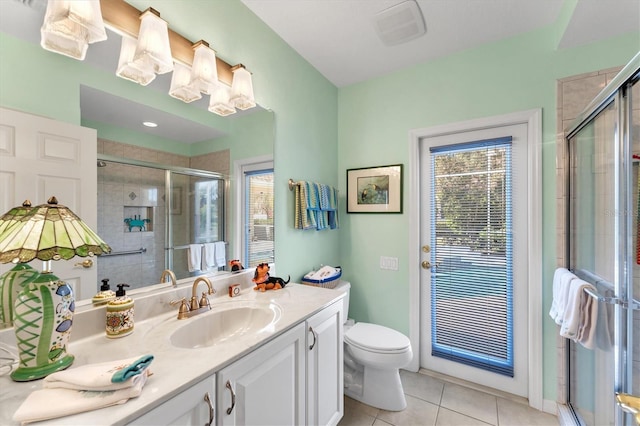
left=0, top=107, right=97, bottom=300
left=420, top=123, right=528, bottom=397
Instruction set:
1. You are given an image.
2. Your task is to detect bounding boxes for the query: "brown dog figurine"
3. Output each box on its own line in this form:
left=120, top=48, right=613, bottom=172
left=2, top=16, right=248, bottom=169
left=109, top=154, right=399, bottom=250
left=252, top=263, right=290, bottom=292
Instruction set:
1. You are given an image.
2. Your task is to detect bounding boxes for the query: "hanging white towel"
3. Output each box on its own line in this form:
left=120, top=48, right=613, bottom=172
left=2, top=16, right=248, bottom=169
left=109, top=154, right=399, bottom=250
left=13, top=372, right=148, bottom=424
left=188, top=244, right=202, bottom=272
left=553, top=269, right=576, bottom=325
left=560, top=278, right=596, bottom=341
left=576, top=286, right=598, bottom=349
left=595, top=282, right=614, bottom=351
left=214, top=241, right=226, bottom=268
left=550, top=268, right=570, bottom=321
left=202, top=243, right=216, bottom=271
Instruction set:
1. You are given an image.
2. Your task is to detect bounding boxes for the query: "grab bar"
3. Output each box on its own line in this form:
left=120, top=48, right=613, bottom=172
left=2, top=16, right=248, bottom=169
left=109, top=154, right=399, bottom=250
left=101, top=247, right=146, bottom=257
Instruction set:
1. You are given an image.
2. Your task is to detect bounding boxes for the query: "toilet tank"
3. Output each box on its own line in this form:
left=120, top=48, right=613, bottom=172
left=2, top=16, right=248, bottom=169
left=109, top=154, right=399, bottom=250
left=333, top=280, right=350, bottom=322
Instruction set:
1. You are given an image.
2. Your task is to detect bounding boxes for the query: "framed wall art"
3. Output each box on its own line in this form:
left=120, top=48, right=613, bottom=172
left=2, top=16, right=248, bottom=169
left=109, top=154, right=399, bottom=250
left=346, top=164, right=403, bottom=213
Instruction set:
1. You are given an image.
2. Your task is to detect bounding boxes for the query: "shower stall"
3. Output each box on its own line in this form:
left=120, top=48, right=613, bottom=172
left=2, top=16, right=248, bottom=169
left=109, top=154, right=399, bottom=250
left=96, top=155, right=226, bottom=290
left=564, top=53, right=639, bottom=425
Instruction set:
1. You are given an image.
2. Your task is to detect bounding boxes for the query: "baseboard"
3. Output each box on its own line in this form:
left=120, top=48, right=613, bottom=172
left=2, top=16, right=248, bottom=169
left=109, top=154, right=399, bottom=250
left=542, top=399, right=558, bottom=416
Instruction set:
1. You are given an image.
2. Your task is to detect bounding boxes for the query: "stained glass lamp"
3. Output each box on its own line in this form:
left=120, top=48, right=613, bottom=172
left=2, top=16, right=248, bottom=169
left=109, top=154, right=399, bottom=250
left=0, top=197, right=111, bottom=381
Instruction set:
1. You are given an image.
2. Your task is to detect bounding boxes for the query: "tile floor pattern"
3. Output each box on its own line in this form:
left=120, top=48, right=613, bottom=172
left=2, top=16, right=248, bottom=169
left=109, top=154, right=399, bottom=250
left=338, top=371, right=559, bottom=426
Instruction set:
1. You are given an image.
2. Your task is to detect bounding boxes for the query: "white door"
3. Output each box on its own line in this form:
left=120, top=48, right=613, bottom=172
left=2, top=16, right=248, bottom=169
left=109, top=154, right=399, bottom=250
left=0, top=107, right=98, bottom=300
left=419, top=122, right=529, bottom=397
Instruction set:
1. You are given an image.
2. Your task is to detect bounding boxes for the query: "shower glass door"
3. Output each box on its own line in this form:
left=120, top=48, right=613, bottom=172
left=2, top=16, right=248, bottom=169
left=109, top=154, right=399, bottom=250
left=567, top=73, right=639, bottom=426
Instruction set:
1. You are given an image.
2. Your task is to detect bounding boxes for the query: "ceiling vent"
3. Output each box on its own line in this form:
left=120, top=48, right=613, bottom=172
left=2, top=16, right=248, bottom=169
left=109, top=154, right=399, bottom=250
left=373, top=0, right=426, bottom=46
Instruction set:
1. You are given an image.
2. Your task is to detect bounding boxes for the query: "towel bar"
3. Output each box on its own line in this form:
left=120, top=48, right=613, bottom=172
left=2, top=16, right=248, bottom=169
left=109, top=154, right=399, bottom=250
left=583, top=286, right=640, bottom=310
left=101, top=247, right=146, bottom=257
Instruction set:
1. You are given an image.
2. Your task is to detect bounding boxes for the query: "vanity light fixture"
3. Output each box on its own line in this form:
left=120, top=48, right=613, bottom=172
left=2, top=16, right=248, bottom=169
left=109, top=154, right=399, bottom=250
left=131, top=8, right=173, bottom=75
left=169, top=62, right=202, bottom=103
left=40, top=0, right=107, bottom=60
left=116, top=35, right=156, bottom=86
left=190, top=40, right=218, bottom=95
left=208, top=84, right=236, bottom=117
left=230, top=64, right=256, bottom=110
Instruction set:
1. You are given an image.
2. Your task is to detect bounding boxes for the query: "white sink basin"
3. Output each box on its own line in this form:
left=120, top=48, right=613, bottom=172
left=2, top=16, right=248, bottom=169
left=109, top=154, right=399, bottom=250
left=169, top=300, right=282, bottom=349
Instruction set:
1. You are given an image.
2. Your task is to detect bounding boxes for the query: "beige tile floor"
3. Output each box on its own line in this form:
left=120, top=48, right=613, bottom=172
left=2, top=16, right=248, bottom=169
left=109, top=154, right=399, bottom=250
left=338, top=370, right=559, bottom=426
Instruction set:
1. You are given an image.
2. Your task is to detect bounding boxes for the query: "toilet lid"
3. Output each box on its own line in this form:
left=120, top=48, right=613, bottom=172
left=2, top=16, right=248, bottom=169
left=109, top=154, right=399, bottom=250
left=344, top=322, right=410, bottom=353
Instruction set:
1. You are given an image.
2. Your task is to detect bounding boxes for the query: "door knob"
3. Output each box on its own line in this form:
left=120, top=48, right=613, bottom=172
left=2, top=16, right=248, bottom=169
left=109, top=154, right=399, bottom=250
left=75, top=259, right=93, bottom=268
left=421, top=260, right=431, bottom=269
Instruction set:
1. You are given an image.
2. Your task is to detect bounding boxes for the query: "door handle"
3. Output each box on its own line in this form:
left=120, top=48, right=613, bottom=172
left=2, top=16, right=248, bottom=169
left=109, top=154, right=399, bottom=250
left=616, top=393, right=640, bottom=423
left=226, top=380, right=236, bottom=415
left=204, top=391, right=214, bottom=426
left=74, top=259, right=93, bottom=268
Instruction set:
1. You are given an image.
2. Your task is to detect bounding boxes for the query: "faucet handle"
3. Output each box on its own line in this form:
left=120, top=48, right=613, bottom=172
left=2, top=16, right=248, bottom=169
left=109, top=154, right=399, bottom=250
left=170, top=298, right=189, bottom=319
left=199, top=292, right=211, bottom=308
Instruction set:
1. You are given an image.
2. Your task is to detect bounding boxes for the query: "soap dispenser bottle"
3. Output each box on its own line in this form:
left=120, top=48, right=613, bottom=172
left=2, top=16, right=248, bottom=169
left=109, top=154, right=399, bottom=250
left=92, top=278, right=116, bottom=305
left=106, top=284, right=134, bottom=338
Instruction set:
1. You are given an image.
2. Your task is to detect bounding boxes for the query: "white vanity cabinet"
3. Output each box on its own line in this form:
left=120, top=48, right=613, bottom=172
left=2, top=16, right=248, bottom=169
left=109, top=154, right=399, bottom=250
left=216, top=323, right=306, bottom=426
left=306, top=299, right=344, bottom=426
left=129, top=375, right=216, bottom=426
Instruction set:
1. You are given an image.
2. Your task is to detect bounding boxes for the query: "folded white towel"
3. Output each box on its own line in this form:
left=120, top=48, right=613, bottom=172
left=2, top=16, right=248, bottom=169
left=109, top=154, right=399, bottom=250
left=214, top=241, right=226, bottom=268
left=43, top=355, right=153, bottom=391
left=560, top=278, right=595, bottom=340
left=188, top=244, right=202, bottom=272
left=13, top=371, right=148, bottom=424
left=202, top=243, right=216, bottom=271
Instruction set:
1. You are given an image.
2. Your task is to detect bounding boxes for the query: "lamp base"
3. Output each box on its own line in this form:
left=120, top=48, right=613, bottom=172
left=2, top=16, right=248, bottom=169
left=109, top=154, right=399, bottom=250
left=12, top=271, right=75, bottom=382
left=10, top=353, right=74, bottom=382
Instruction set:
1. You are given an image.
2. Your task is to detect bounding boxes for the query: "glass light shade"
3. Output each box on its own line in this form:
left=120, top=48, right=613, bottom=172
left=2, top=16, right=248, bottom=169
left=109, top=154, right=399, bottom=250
left=0, top=197, right=111, bottom=264
left=169, top=62, right=202, bottom=103
left=132, top=8, right=173, bottom=75
left=208, top=84, right=236, bottom=117
left=116, top=36, right=156, bottom=86
left=230, top=65, right=256, bottom=110
left=190, top=41, right=218, bottom=95
left=40, top=0, right=107, bottom=60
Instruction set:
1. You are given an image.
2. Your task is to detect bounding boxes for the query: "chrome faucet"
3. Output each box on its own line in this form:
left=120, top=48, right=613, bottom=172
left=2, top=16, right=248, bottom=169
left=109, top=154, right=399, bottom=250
left=160, top=269, right=177, bottom=288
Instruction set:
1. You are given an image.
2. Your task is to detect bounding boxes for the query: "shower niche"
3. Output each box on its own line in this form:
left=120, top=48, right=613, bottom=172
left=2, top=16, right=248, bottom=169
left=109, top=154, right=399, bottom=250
left=123, top=206, right=154, bottom=232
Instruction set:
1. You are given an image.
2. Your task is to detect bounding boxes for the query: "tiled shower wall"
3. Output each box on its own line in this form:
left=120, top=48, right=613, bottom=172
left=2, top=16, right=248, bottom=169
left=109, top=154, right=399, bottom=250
left=96, top=138, right=229, bottom=291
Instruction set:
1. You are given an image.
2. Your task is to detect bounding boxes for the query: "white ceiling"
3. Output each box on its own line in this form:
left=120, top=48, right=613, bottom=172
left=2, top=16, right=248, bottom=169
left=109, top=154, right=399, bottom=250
left=241, top=0, right=640, bottom=87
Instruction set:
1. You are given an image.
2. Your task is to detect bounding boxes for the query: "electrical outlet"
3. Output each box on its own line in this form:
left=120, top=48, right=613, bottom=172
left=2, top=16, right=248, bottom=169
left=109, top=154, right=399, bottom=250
left=380, top=256, right=399, bottom=270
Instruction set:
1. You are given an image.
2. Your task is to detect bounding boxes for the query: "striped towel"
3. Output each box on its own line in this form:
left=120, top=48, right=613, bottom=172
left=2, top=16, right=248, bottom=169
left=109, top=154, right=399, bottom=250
left=306, top=182, right=327, bottom=230
left=295, top=182, right=316, bottom=230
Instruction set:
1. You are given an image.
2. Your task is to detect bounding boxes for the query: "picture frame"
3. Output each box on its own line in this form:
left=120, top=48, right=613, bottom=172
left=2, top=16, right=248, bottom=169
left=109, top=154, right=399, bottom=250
left=346, top=164, right=403, bottom=213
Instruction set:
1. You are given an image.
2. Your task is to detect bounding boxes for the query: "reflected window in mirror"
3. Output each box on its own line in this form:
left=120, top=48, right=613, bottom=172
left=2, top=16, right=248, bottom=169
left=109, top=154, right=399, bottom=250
left=242, top=161, right=274, bottom=267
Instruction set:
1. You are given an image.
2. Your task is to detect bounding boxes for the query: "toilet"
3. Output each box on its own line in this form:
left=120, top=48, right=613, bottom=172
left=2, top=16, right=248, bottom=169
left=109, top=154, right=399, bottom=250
left=334, top=281, right=413, bottom=411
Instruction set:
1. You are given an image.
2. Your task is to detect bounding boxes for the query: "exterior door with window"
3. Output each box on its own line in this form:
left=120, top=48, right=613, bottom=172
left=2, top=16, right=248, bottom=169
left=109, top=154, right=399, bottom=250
left=419, top=123, right=529, bottom=396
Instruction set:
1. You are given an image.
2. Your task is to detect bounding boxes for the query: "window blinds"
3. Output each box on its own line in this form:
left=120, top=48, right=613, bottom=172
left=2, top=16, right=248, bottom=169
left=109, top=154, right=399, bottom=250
left=245, top=169, right=274, bottom=267
left=429, top=137, right=514, bottom=376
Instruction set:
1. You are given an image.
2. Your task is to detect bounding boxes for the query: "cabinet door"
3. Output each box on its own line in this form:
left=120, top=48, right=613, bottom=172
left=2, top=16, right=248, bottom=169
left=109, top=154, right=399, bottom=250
left=307, top=300, right=344, bottom=426
left=217, top=323, right=306, bottom=426
left=130, top=375, right=216, bottom=426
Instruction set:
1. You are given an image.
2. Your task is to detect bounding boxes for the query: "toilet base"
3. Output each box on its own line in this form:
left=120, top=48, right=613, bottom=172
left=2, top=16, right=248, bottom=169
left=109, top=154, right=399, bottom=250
left=344, top=365, right=407, bottom=411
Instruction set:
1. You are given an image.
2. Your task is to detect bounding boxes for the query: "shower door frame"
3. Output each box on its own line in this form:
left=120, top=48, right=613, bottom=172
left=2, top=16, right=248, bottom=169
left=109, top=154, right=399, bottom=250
left=564, top=53, right=639, bottom=425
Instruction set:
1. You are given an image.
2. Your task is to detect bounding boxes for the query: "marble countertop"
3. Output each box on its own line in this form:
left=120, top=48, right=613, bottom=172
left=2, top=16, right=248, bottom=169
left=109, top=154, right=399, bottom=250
left=0, top=282, right=344, bottom=425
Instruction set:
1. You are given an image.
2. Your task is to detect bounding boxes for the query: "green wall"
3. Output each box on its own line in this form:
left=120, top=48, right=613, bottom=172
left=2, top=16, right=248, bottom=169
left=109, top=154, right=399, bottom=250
left=337, top=25, right=639, bottom=402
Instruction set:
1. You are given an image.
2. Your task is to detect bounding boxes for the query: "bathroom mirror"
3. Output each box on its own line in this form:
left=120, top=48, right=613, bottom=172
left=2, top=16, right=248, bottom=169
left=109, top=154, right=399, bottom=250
left=0, top=1, right=274, bottom=329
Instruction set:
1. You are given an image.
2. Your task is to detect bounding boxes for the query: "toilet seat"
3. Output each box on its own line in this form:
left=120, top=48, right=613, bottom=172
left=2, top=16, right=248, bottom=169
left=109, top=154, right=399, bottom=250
left=344, top=322, right=410, bottom=354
